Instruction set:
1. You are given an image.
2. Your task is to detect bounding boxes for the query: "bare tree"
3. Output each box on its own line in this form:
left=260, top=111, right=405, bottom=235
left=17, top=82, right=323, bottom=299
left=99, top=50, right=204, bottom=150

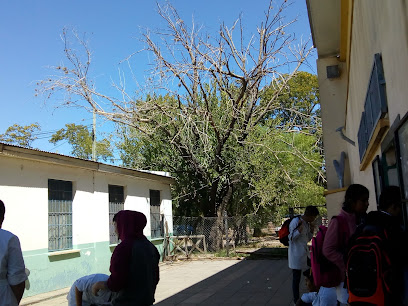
left=38, top=1, right=318, bottom=222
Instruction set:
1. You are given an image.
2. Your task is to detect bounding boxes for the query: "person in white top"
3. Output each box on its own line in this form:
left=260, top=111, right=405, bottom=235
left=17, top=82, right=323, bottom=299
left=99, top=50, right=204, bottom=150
left=288, top=206, right=319, bottom=305
left=0, top=200, right=27, bottom=306
left=296, top=269, right=337, bottom=306
left=67, top=273, right=111, bottom=306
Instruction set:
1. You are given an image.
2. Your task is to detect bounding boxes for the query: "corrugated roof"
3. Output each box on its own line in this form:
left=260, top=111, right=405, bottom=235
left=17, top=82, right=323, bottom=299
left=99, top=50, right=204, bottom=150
left=0, top=142, right=175, bottom=184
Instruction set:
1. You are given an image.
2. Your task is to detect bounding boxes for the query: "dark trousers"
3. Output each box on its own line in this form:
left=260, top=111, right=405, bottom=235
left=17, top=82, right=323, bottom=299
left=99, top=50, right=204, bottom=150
left=292, top=269, right=302, bottom=303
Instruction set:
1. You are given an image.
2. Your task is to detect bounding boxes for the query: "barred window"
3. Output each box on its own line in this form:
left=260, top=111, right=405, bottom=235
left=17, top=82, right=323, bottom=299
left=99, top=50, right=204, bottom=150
left=48, top=179, right=73, bottom=251
left=109, top=185, right=124, bottom=244
left=150, top=190, right=163, bottom=238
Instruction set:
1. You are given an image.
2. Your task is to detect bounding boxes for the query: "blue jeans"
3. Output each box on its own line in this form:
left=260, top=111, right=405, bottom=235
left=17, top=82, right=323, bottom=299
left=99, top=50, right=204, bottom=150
left=292, top=269, right=302, bottom=303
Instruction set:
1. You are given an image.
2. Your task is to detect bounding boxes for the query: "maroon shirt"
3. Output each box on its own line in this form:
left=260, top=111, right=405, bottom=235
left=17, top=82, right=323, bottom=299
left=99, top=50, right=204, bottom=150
left=107, top=210, right=160, bottom=292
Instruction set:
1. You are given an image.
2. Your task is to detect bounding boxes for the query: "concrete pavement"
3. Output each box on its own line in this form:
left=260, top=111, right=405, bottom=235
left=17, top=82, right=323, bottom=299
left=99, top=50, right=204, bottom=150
left=21, top=287, right=70, bottom=305
left=21, top=258, right=302, bottom=305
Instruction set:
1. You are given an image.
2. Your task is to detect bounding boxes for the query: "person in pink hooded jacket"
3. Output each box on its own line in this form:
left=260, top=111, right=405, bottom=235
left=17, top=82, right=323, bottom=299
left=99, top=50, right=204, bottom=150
left=322, top=184, right=369, bottom=305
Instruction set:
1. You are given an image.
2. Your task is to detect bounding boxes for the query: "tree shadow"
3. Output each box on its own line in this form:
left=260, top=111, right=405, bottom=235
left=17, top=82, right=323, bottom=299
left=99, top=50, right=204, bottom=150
left=155, top=258, right=298, bottom=306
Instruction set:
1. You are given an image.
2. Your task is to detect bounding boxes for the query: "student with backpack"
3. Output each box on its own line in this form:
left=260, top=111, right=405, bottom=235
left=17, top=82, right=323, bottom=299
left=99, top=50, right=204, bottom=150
left=311, top=219, right=349, bottom=289
left=279, top=215, right=301, bottom=246
left=322, top=184, right=369, bottom=305
left=288, top=206, right=320, bottom=305
left=347, top=186, right=408, bottom=305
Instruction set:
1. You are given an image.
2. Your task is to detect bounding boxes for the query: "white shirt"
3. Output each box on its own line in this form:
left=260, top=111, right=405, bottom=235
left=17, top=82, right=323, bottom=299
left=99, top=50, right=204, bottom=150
left=0, top=229, right=27, bottom=306
left=319, top=282, right=349, bottom=304
left=67, top=274, right=111, bottom=306
left=288, top=216, right=313, bottom=270
left=301, top=286, right=337, bottom=306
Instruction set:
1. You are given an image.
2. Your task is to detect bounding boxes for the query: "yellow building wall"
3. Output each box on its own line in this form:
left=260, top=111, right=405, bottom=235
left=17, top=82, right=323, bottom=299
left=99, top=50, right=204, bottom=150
left=320, top=0, right=408, bottom=216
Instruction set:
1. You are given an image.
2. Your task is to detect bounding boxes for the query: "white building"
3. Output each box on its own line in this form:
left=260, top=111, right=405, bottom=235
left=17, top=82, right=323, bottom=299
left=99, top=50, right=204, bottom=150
left=0, top=142, right=174, bottom=297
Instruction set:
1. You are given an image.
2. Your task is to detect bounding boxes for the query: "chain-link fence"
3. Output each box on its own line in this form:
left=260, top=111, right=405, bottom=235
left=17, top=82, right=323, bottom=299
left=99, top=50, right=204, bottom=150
left=172, top=214, right=272, bottom=253
left=171, top=212, right=328, bottom=257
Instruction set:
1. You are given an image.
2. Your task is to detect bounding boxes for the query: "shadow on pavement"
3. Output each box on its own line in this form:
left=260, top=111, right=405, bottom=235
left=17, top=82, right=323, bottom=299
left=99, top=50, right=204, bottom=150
left=246, top=247, right=288, bottom=260
left=155, top=257, right=295, bottom=306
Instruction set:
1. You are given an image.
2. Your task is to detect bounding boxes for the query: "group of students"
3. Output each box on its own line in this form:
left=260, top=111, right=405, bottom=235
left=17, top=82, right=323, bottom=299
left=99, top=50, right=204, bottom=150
left=288, top=184, right=408, bottom=306
left=0, top=199, right=160, bottom=306
left=2, top=184, right=407, bottom=306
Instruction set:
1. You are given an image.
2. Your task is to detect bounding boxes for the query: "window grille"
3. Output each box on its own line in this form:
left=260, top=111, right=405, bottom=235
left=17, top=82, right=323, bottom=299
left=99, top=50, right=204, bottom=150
left=48, top=179, right=73, bottom=251
left=150, top=190, right=163, bottom=238
left=109, top=185, right=124, bottom=244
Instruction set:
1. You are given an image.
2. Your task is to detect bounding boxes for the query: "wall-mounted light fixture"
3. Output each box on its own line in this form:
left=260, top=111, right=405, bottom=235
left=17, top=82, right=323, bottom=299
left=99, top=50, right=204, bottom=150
left=327, top=65, right=340, bottom=79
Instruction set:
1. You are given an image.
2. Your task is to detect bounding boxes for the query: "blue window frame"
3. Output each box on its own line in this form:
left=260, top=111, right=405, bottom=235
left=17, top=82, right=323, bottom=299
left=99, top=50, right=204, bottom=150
left=358, top=53, right=388, bottom=162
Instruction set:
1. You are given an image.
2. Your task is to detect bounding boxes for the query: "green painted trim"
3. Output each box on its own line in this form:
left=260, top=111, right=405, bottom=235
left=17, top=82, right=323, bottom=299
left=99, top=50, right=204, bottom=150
left=22, top=237, right=167, bottom=298
left=73, top=242, right=96, bottom=249
left=22, top=241, right=111, bottom=297
left=23, top=248, right=50, bottom=257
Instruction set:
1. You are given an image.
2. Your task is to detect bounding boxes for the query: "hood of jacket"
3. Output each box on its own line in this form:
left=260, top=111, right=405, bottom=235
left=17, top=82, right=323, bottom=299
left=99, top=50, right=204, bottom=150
left=114, top=210, right=147, bottom=241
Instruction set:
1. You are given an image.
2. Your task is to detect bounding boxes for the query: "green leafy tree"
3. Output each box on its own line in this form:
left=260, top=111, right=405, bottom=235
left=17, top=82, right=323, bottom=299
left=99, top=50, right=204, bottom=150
left=118, top=73, right=325, bottom=219
left=234, top=72, right=325, bottom=223
left=235, top=127, right=325, bottom=220
left=39, top=1, right=319, bottom=220
left=263, top=71, right=321, bottom=131
left=50, top=123, right=113, bottom=162
left=0, top=123, right=41, bottom=148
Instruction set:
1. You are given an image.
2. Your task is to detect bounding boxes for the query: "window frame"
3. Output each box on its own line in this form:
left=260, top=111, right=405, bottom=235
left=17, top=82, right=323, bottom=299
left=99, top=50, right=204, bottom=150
left=371, top=155, right=383, bottom=207
left=395, top=112, right=408, bottom=228
left=357, top=53, right=389, bottom=168
left=48, top=179, right=73, bottom=252
left=108, top=185, right=125, bottom=244
left=149, top=189, right=163, bottom=239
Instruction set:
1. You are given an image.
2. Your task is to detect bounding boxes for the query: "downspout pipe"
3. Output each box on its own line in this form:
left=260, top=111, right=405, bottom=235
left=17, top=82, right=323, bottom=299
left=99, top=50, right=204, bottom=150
left=336, top=126, right=355, bottom=146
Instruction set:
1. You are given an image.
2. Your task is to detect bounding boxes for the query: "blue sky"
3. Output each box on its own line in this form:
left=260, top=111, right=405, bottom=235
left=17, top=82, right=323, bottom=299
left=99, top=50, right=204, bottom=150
left=0, top=0, right=316, bottom=161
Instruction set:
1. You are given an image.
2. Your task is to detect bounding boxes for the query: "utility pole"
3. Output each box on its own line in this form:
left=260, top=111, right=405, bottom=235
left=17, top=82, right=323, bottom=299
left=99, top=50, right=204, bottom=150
left=92, top=109, right=96, bottom=161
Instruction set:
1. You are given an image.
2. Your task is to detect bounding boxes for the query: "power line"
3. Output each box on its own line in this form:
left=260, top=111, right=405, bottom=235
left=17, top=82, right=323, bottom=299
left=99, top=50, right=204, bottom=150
left=31, top=124, right=94, bottom=137
left=48, top=140, right=68, bottom=151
